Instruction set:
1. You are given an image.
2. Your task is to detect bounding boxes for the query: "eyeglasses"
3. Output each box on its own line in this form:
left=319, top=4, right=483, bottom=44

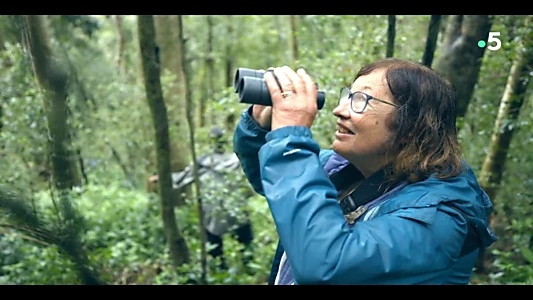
left=338, top=87, right=399, bottom=113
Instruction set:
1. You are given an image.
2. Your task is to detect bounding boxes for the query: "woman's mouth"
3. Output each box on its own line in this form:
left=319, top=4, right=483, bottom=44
left=336, top=124, right=354, bottom=135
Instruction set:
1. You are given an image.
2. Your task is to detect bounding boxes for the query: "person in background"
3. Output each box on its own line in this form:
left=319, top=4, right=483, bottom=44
left=232, top=58, right=497, bottom=285
left=148, top=127, right=255, bottom=270
left=198, top=127, right=255, bottom=270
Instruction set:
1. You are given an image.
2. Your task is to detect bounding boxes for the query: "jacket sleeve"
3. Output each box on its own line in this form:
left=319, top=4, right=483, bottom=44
left=233, top=106, right=270, bottom=196
left=233, top=107, right=334, bottom=197
left=258, top=126, right=469, bottom=285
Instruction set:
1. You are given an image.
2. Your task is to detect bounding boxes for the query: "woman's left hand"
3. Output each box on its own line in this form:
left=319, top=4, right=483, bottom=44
left=264, top=66, right=318, bottom=131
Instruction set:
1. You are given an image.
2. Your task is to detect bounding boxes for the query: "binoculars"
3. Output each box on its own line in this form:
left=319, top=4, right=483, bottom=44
left=234, top=68, right=326, bottom=110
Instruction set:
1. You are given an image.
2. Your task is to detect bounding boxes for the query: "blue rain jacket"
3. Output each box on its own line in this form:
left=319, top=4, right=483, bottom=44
left=233, top=106, right=497, bottom=285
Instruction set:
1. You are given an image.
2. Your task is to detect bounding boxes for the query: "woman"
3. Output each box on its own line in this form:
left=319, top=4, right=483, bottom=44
left=232, top=58, right=497, bottom=285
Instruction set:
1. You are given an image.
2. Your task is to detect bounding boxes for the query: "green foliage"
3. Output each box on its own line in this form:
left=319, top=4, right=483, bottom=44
left=1, top=14, right=532, bottom=285
left=0, top=182, right=276, bottom=284
left=458, top=16, right=533, bottom=285
left=0, top=43, right=50, bottom=190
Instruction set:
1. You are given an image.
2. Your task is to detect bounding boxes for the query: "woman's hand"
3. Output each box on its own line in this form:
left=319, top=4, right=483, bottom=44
left=252, top=104, right=272, bottom=130
left=264, top=66, right=318, bottom=131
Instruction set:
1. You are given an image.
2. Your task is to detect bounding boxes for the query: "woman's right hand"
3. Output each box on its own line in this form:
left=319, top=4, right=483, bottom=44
left=252, top=104, right=272, bottom=130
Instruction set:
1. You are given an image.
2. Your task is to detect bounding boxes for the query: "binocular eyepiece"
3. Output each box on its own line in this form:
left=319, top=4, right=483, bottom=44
left=234, top=68, right=325, bottom=110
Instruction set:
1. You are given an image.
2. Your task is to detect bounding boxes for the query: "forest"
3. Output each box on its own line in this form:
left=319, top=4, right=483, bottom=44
left=0, top=15, right=532, bottom=285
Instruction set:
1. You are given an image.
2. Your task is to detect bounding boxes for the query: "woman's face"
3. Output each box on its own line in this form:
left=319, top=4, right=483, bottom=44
left=332, top=68, right=398, bottom=177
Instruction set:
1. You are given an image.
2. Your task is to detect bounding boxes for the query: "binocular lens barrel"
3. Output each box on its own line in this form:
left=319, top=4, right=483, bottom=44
left=233, top=68, right=265, bottom=92
left=234, top=68, right=325, bottom=110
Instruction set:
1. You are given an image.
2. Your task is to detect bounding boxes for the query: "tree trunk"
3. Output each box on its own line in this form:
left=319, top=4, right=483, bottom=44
left=477, top=16, right=533, bottom=273
left=289, top=15, right=299, bottom=64
left=177, top=15, right=208, bottom=285
left=22, top=15, right=81, bottom=190
left=224, top=15, right=235, bottom=89
left=433, top=15, right=492, bottom=129
left=137, top=15, right=190, bottom=269
left=153, top=15, right=190, bottom=170
left=154, top=15, right=192, bottom=205
left=0, top=22, right=6, bottom=52
left=9, top=17, right=102, bottom=284
left=421, top=15, right=442, bottom=67
left=440, top=15, right=462, bottom=54
left=203, top=15, right=215, bottom=128
left=223, top=16, right=237, bottom=128
left=386, top=15, right=396, bottom=58
left=113, top=15, right=127, bottom=75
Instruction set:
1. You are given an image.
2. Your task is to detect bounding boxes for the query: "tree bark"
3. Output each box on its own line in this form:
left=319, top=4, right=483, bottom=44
left=22, top=15, right=81, bottom=190
left=113, top=15, right=127, bottom=75
left=203, top=15, right=215, bottom=128
left=433, top=15, right=492, bottom=129
left=137, top=15, right=190, bottom=269
left=177, top=15, right=208, bottom=285
left=154, top=15, right=191, bottom=205
left=479, top=17, right=532, bottom=201
left=289, top=15, right=300, bottom=64
left=421, top=15, right=442, bottom=67
left=224, top=15, right=235, bottom=89
left=386, top=15, right=396, bottom=58
left=477, top=16, right=533, bottom=273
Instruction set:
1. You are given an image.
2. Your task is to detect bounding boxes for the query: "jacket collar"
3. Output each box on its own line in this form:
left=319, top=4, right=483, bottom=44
left=326, top=153, right=400, bottom=215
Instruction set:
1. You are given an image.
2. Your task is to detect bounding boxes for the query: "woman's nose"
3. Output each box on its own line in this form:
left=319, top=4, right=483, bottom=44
left=333, top=100, right=350, bottom=119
